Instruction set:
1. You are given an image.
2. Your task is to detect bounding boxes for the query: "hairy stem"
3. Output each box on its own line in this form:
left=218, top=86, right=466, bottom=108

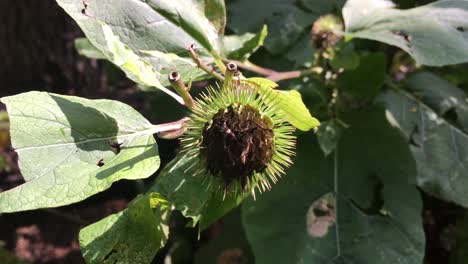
left=169, top=71, right=195, bottom=109
left=152, top=118, right=189, bottom=136
left=267, top=68, right=321, bottom=82
left=223, top=59, right=277, bottom=76
left=187, top=44, right=224, bottom=81
left=228, top=59, right=321, bottom=82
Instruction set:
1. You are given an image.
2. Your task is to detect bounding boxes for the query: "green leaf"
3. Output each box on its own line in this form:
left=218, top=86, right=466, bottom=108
left=337, top=53, right=386, bottom=98
left=101, top=22, right=197, bottom=103
left=330, top=46, right=360, bottom=71
left=150, top=153, right=212, bottom=223
left=56, top=0, right=223, bottom=96
left=298, top=0, right=336, bottom=14
left=0, top=92, right=160, bottom=212
left=0, top=247, right=30, bottom=264
left=199, top=190, right=248, bottom=230
left=242, top=108, right=424, bottom=263
left=244, top=78, right=321, bottom=131
left=150, top=152, right=247, bottom=229
left=316, top=119, right=346, bottom=156
left=203, top=0, right=227, bottom=35
left=283, top=33, right=315, bottom=67
left=405, top=72, right=468, bottom=132
left=79, top=193, right=170, bottom=264
left=75, top=37, right=105, bottom=60
left=343, top=0, right=468, bottom=66
left=222, top=25, right=268, bottom=61
left=377, top=86, right=468, bottom=207
left=194, top=208, right=254, bottom=264
left=227, top=0, right=317, bottom=54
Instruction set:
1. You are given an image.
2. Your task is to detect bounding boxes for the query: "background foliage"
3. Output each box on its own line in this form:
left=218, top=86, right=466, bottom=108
left=1, top=0, right=468, bottom=263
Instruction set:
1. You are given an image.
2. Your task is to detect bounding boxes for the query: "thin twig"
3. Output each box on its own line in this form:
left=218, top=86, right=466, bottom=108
left=187, top=44, right=224, bottom=81
left=222, top=59, right=277, bottom=76
left=227, top=58, right=321, bottom=82
left=267, top=68, right=321, bottom=82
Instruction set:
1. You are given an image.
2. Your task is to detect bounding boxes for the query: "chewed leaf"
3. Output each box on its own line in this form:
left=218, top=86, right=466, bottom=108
left=343, top=0, right=468, bottom=66
left=242, top=109, right=424, bottom=264
left=243, top=78, right=320, bottom=131
left=306, top=193, right=336, bottom=238
left=0, top=92, right=161, bottom=212
left=79, top=194, right=170, bottom=264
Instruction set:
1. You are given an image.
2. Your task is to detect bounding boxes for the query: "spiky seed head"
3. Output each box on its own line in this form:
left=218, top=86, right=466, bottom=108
left=180, top=82, right=296, bottom=195
left=311, top=15, right=343, bottom=49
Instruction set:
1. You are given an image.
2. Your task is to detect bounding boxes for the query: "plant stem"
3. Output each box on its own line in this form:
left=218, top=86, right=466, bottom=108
left=150, top=118, right=189, bottom=135
left=222, top=59, right=277, bottom=76
left=267, top=68, right=321, bottom=82
left=227, top=59, right=321, bottom=82
left=155, top=118, right=190, bottom=139
left=169, top=71, right=195, bottom=109
left=187, top=44, right=224, bottom=81
left=223, top=62, right=240, bottom=89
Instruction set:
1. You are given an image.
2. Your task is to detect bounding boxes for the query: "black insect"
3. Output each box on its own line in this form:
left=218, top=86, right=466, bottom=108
left=97, top=158, right=105, bottom=167
left=110, top=141, right=123, bottom=154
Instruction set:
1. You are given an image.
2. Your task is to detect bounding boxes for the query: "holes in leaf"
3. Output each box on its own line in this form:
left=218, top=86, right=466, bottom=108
left=351, top=180, right=385, bottom=216
left=392, top=30, right=412, bottom=47
left=103, top=248, right=118, bottom=264
left=306, top=193, right=336, bottom=238
left=409, top=125, right=422, bottom=147
left=442, top=108, right=459, bottom=126
left=81, top=0, right=89, bottom=16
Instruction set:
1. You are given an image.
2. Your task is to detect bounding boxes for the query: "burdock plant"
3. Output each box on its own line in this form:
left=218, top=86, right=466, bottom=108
left=189, top=71, right=295, bottom=194
left=170, top=61, right=296, bottom=196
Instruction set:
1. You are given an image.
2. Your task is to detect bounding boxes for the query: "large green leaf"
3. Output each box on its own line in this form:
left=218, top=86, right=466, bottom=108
left=56, top=0, right=224, bottom=96
left=150, top=152, right=247, bottom=228
left=343, top=0, right=468, bottom=66
left=222, top=25, right=268, bottom=61
left=242, top=108, right=424, bottom=263
left=150, top=153, right=213, bottom=223
left=79, top=193, right=170, bottom=264
left=337, top=53, right=386, bottom=98
left=377, top=80, right=468, bottom=207
left=0, top=92, right=160, bottom=212
left=405, top=72, right=468, bottom=132
left=227, top=0, right=320, bottom=54
left=316, top=119, right=346, bottom=156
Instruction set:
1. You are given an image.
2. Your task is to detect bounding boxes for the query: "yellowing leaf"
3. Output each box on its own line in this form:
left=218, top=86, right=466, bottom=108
left=243, top=78, right=320, bottom=131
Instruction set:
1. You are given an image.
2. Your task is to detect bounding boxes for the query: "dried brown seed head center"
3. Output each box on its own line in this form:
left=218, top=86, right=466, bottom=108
left=201, top=104, right=274, bottom=188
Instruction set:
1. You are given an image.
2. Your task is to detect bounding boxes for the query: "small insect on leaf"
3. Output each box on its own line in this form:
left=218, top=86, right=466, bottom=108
left=97, top=158, right=105, bottom=167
